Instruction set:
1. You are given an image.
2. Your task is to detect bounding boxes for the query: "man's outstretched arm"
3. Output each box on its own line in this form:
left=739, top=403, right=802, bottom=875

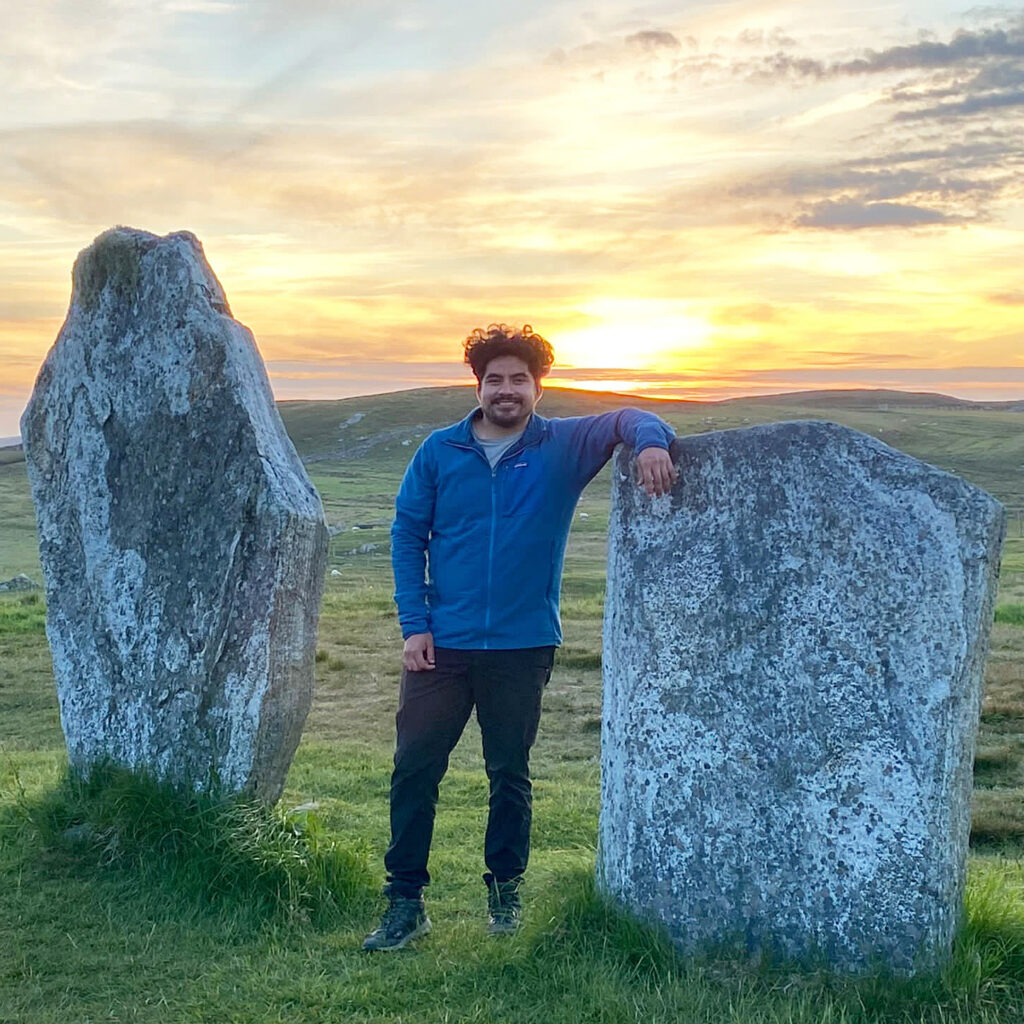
left=566, top=408, right=677, bottom=494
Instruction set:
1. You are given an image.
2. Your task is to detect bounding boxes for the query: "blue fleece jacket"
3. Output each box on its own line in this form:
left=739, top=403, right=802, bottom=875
left=390, top=407, right=675, bottom=650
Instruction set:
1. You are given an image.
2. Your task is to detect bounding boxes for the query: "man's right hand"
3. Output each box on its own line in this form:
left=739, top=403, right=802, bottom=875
left=403, top=632, right=435, bottom=672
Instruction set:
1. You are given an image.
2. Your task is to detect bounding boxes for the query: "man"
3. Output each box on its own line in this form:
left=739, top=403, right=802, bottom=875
left=363, top=323, right=677, bottom=951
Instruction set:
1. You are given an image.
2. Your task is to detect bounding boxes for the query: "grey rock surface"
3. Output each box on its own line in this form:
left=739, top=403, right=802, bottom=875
left=0, top=574, right=40, bottom=591
left=22, top=227, right=328, bottom=803
left=598, top=421, right=1004, bottom=973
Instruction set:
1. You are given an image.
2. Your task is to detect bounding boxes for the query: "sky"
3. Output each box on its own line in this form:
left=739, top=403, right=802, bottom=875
left=1, top=0, right=1023, bottom=435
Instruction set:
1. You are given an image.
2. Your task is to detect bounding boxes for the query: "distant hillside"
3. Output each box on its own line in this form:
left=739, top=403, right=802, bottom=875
left=716, top=388, right=973, bottom=410
left=277, top=385, right=691, bottom=461
left=276, top=384, right=1024, bottom=458
left=5, top=385, right=1021, bottom=498
left=0, top=437, right=23, bottom=467
left=713, top=388, right=1024, bottom=413
left=1, top=384, right=1021, bottom=583
left=276, top=385, right=1024, bottom=509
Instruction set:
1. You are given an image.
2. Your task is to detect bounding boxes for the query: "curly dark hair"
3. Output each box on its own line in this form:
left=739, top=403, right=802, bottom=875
left=463, top=323, right=554, bottom=382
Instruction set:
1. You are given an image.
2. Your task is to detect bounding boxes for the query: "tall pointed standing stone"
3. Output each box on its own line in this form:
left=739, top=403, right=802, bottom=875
left=22, top=227, right=328, bottom=803
left=598, top=421, right=1004, bottom=973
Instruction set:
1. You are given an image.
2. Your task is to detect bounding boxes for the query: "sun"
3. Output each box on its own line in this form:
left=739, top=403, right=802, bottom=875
left=552, top=298, right=714, bottom=372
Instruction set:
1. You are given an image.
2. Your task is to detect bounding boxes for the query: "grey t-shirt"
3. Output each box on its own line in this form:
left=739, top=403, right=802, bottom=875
left=473, top=426, right=524, bottom=469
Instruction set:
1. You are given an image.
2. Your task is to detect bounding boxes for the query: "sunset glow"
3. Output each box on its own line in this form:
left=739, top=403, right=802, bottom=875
left=1, top=1, right=1023, bottom=435
left=552, top=299, right=715, bottom=371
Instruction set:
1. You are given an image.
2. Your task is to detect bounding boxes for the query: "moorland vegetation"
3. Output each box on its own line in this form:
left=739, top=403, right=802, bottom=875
left=1, top=387, right=1023, bottom=1022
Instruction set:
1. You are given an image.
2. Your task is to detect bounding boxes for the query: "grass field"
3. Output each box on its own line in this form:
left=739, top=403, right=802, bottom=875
left=1, top=387, right=1023, bottom=1022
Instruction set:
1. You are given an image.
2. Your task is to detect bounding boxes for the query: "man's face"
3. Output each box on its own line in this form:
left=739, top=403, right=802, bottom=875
left=477, top=355, right=541, bottom=431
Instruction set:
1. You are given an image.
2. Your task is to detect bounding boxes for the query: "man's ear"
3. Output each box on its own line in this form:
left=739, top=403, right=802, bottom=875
left=535, top=380, right=543, bottom=404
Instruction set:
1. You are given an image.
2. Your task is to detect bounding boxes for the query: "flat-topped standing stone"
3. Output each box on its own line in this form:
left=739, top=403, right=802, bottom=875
left=22, top=227, right=328, bottom=803
left=598, top=421, right=1004, bottom=973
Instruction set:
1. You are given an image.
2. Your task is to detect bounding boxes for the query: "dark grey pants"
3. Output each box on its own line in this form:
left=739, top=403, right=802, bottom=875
left=384, top=646, right=555, bottom=897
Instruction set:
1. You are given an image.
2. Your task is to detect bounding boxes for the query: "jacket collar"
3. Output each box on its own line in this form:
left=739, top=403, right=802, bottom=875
left=446, top=408, right=549, bottom=448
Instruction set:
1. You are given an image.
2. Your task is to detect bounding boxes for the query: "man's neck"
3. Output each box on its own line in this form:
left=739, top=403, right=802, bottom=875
left=472, top=409, right=529, bottom=440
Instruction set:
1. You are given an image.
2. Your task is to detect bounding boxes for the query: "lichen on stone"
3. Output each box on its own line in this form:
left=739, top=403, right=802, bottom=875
left=72, top=226, right=156, bottom=312
left=22, top=226, right=328, bottom=804
left=598, top=421, right=1005, bottom=974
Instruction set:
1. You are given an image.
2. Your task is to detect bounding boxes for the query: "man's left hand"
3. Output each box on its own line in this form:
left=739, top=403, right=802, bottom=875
left=635, top=447, right=678, bottom=497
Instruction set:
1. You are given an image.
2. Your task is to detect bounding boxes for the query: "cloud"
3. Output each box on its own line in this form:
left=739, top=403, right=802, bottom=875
left=751, top=165, right=997, bottom=202
left=727, top=366, right=1024, bottom=387
left=841, top=138, right=1015, bottom=171
left=730, top=153, right=1008, bottom=232
left=793, top=199, right=959, bottom=229
left=656, top=20, right=1024, bottom=86
left=625, top=30, right=682, bottom=51
left=732, top=28, right=796, bottom=50
left=547, top=21, right=699, bottom=72
left=741, top=15, right=1024, bottom=139
left=661, top=13, right=1024, bottom=143
left=743, top=20, right=1024, bottom=81
left=969, top=60, right=1024, bottom=89
left=895, top=87, right=1024, bottom=120
left=706, top=14, right=1024, bottom=231
left=801, top=350, right=917, bottom=366
left=988, top=291, right=1024, bottom=305
left=838, top=24, right=1024, bottom=74
left=542, top=12, right=1021, bottom=232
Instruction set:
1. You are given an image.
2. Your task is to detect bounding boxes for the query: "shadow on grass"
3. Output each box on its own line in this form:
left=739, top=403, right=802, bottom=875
left=0, top=762, right=376, bottom=932
left=522, top=863, right=1024, bottom=1022
left=971, top=817, right=1024, bottom=848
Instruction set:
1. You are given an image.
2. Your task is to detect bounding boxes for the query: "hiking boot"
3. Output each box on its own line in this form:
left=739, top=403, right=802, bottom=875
left=485, top=873, right=522, bottom=936
left=362, top=885, right=431, bottom=952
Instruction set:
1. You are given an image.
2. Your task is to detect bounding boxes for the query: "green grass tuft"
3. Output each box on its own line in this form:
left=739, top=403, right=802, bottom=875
left=526, top=865, right=683, bottom=977
left=522, top=862, right=1024, bottom=1022
left=2, top=763, right=375, bottom=929
left=0, top=591, right=45, bottom=634
left=996, top=605, right=1024, bottom=626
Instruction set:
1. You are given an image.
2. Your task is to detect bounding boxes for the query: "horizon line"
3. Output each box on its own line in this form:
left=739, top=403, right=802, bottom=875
left=3, top=382, right=1022, bottom=448
left=274, top=381, right=1024, bottom=408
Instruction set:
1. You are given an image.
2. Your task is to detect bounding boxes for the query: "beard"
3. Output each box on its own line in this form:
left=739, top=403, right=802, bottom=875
left=482, top=396, right=530, bottom=429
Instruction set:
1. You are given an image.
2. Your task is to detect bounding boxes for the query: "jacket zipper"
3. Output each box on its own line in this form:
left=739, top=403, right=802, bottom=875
left=448, top=436, right=531, bottom=651
left=485, top=441, right=535, bottom=649
left=485, top=464, right=496, bottom=648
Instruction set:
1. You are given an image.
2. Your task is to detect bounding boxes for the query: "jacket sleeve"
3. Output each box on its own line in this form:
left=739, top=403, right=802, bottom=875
left=566, top=408, right=675, bottom=487
left=391, top=441, right=437, bottom=638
